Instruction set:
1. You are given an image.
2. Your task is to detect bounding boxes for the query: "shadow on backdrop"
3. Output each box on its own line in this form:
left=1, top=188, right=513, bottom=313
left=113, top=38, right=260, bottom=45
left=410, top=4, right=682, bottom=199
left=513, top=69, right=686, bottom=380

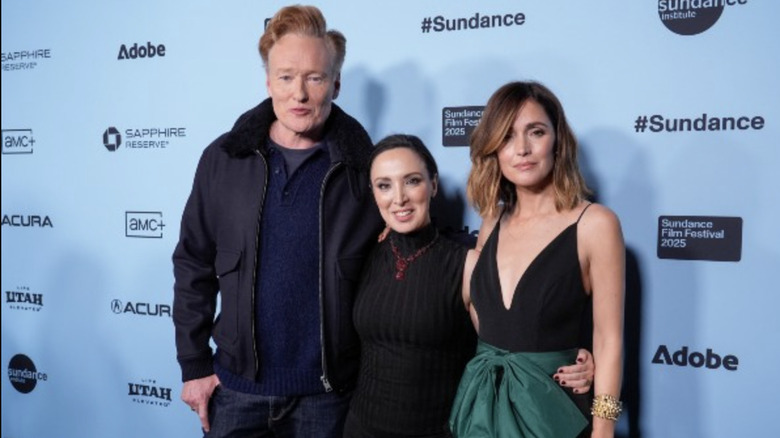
left=431, top=174, right=476, bottom=248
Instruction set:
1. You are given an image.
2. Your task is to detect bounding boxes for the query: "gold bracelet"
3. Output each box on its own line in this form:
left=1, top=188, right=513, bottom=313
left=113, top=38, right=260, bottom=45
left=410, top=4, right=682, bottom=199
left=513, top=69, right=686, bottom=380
left=591, top=394, right=622, bottom=421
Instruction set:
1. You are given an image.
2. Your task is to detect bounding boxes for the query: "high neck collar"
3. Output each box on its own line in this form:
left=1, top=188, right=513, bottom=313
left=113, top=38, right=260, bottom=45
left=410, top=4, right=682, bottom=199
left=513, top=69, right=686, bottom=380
left=389, top=223, right=438, bottom=255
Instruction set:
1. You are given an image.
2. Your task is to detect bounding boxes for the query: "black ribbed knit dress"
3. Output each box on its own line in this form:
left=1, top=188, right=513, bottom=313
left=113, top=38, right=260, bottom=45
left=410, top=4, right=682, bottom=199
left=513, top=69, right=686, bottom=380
left=344, top=224, right=477, bottom=438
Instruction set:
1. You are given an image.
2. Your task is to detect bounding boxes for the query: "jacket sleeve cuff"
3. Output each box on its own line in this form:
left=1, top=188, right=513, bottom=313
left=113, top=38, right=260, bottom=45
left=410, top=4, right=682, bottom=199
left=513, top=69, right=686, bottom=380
left=179, top=356, right=215, bottom=382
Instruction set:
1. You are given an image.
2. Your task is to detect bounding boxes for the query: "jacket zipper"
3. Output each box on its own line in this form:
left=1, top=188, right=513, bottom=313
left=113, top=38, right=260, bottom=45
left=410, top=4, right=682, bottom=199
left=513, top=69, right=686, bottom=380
left=251, top=150, right=269, bottom=376
left=318, top=161, right=342, bottom=392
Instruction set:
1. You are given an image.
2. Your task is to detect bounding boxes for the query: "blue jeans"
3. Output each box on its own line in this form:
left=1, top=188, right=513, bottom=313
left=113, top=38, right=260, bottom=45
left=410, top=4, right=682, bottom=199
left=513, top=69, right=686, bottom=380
left=205, top=386, right=351, bottom=438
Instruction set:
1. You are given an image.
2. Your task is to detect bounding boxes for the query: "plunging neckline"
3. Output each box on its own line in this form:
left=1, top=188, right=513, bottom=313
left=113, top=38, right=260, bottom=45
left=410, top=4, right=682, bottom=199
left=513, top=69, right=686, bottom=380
left=492, top=220, right=577, bottom=311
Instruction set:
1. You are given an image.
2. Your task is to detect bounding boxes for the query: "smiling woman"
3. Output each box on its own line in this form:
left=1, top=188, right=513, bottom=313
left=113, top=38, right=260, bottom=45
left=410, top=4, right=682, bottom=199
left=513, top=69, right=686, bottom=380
left=345, top=134, right=477, bottom=438
left=370, top=140, right=438, bottom=234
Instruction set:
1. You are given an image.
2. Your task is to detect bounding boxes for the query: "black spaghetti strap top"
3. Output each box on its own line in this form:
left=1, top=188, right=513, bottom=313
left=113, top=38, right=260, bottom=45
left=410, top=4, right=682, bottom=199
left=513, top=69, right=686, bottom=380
left=471, top=204, right=592, bottom=352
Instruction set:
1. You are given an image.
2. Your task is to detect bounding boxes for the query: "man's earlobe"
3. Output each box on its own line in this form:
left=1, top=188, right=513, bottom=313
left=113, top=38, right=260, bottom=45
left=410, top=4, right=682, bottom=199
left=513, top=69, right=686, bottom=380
left=333, top=74, right=341, bottom=99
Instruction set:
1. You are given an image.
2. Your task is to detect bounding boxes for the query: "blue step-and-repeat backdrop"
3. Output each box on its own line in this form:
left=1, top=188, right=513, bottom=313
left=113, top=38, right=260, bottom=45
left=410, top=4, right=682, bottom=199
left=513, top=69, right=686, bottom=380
left=2, top=1, right=778, bottom=437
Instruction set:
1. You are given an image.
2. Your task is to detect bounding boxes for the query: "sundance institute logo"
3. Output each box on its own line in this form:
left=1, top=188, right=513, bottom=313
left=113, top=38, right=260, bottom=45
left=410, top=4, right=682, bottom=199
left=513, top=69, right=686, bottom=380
left=658, top=0, right=747, bottom=36
left=8, top=354, right=48, bottom=394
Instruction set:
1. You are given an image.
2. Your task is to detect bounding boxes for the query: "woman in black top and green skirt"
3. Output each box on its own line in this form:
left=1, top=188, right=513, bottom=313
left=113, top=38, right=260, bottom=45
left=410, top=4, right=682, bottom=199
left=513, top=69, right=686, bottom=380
left=451, top=81, right=625, bottom=437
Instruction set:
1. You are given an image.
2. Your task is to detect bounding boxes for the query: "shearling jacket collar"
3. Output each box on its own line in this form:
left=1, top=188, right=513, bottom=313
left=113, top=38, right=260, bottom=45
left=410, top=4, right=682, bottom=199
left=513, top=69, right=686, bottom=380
left=221, top=98, right=372, bottom=169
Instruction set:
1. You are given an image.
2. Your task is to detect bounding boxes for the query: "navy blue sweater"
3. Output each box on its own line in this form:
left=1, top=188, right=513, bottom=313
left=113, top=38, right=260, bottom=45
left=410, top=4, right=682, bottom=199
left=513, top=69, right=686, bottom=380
left=216, top=143, right=331, bottom=395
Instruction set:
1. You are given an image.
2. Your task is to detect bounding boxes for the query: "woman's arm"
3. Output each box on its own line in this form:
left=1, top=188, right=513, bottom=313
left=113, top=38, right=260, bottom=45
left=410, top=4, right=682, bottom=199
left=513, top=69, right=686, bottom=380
left=581, top=204, right=625, bottom=437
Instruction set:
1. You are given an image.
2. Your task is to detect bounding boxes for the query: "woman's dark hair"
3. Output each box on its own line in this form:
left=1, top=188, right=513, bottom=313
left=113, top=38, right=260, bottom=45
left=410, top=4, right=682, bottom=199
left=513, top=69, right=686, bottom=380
left=369, top=134, right=438, bottom=180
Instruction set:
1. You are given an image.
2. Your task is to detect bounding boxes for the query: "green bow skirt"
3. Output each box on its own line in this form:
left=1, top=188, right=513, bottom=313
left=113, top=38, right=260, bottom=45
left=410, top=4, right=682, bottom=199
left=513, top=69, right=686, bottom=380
left=449, top=341, right=588, bottom=437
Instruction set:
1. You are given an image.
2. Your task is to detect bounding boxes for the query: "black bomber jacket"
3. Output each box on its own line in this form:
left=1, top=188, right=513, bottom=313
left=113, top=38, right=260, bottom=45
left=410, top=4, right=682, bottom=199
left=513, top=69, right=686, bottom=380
left=172, top=98, right=383, bottom=392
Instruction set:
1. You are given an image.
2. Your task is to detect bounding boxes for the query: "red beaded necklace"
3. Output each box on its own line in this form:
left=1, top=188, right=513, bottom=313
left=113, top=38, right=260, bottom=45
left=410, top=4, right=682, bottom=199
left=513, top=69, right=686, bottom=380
left=389, top=233, right=438, bottom=280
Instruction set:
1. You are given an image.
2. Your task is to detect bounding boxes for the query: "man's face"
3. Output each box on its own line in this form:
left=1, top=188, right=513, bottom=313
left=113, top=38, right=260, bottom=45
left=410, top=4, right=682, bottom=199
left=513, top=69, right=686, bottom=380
left=266, top=33, right=340, bottom=148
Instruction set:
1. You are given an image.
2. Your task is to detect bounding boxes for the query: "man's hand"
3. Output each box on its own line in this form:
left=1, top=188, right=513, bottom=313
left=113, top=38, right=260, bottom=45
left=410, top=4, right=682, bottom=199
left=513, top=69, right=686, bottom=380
left=181, top=374, right=220, bottom=432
